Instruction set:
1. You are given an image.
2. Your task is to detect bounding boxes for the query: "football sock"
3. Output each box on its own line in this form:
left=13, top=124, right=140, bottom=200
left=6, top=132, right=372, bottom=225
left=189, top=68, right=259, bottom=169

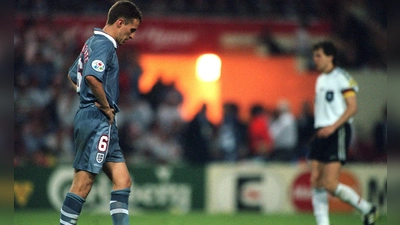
left=60, top=192, right=85, bottom=225
left=312, top=188, right=330, bottom=225
left=334, top=183, right=372, bottom=215
left=110, top=188, right=131, bottom=225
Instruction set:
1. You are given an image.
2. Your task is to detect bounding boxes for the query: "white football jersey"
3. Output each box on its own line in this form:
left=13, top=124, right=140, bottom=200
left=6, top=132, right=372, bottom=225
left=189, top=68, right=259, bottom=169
left=314, top=67, right=359, bottom=128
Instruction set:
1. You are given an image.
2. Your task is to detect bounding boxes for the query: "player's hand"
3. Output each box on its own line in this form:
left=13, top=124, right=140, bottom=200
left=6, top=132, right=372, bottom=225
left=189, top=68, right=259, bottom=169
left=317, top=125, right=336, bottom=138
left=95, top=102, right=115, bottom=124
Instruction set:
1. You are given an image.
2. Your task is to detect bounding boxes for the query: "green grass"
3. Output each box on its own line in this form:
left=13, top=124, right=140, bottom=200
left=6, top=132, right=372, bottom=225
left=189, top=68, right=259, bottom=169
left=14, top=210, right=387, bottom=225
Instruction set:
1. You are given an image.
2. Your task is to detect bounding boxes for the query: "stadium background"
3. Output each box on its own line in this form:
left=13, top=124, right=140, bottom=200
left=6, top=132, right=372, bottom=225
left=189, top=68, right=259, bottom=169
left=14, top=0, right=387, bottom=224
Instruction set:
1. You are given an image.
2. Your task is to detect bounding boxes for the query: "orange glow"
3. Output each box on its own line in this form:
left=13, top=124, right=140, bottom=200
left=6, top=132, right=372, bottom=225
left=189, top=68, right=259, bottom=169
left=138, top=54, right=222, bottom=124
left=139, top=54, right=317, bottom=124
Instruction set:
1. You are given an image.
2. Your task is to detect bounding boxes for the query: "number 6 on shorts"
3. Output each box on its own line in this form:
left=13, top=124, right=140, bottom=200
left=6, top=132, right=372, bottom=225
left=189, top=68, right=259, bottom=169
left=98, top=135, right=109, bottom=152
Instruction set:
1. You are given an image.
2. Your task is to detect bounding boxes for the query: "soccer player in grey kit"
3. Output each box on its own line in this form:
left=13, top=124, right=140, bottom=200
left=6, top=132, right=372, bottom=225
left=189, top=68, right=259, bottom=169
left=60, top=1, right=142, bottom=225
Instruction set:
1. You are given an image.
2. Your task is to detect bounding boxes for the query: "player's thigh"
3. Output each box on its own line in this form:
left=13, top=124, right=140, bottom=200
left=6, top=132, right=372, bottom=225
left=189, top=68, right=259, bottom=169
left=103, top=162, right=131, bottom=189
left=73, top=106, right=110, bottom=174
left=310, top=160, right=324, bottom=187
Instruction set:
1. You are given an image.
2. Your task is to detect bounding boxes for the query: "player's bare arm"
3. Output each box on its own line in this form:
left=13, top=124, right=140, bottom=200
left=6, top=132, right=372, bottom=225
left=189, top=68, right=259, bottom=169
left=317, top=93, right=357, bottom=138
left=67, top=74, right=78, bottom=90
left=85, top=75, right=115, bottom=124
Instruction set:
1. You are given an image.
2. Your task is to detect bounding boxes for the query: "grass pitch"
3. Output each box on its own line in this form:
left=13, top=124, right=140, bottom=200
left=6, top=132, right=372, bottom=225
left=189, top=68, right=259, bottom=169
left=14, top=210, right=387, bottom=225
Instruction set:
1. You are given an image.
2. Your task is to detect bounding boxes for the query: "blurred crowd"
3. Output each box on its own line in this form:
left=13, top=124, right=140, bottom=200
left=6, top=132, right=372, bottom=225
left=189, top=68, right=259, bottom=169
left=254, top=0, right=386, bottom=69
left=14, top=0, right=387, bottom=167
left=13, top=21, right=387, bottom=167
left=16, top=0, right=386, bottom=70
left=15, top=0, right=320, bottom=18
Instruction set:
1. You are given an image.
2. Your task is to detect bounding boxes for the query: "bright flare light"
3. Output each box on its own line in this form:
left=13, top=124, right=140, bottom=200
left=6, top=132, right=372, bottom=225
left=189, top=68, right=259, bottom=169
left=196, top=54, right=221, bottom=82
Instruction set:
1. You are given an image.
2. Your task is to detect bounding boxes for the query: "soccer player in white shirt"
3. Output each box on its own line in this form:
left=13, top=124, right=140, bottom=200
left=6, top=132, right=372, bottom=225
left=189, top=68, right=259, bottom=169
left=308, top=41, right=377, bottom=225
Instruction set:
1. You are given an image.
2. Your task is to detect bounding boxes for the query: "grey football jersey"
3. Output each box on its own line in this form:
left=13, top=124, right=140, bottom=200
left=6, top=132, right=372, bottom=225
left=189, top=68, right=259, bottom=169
left=69, top=28, right=120, bottom=112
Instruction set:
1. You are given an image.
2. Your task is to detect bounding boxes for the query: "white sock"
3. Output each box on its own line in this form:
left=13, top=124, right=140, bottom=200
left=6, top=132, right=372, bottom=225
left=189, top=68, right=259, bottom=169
left=312, top=188, right=330, bottom=225
left=334, top=183, right=372, bottom=215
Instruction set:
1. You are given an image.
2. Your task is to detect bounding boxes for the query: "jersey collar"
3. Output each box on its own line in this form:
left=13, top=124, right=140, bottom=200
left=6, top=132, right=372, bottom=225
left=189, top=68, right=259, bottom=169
left=94, top=28, right=117, bottom=49
left=323, top=66, right=336, bottom=76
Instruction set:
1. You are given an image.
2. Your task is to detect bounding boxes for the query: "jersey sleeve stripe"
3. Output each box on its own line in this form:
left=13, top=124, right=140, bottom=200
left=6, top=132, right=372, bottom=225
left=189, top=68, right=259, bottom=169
left=342, top=89, right=356, bottom=98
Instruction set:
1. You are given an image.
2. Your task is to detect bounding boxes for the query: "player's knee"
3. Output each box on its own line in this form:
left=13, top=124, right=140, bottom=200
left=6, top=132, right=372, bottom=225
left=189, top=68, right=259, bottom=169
left=310, top=173, right=322, bottom=188
left=125, top=177, right=132, bottom=188
left=310, top=177, right=317, bottom=187
left=70, top=186, right=92, bottom=199
left=322, top=179, right=338, bottom=193
left=115, top=176, right=131, bottom=189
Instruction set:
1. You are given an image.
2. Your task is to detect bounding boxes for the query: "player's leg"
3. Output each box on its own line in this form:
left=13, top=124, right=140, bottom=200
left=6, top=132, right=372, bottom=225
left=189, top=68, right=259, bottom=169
left=327, top=123, right=376, bottom=224
left=334, top=182, right=376, bottom=224
left=103, top=161, right=132, bottom=225
left=69, top=169, right=97, bottom=198
left=310, top=160, right=330, bottom=225
left=59, top=107, right=107, bottom=225
left=323, top=163, right=374, bottom=217
left=60, top=170, right=96, bottom=225
left=320, top=161, right=341, bottom=193
left=322, top=162, right=375, bottom=224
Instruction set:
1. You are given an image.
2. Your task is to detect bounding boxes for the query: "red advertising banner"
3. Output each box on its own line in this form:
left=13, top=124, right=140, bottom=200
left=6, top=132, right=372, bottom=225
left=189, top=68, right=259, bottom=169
left=15, top=14, right=331, bottom=54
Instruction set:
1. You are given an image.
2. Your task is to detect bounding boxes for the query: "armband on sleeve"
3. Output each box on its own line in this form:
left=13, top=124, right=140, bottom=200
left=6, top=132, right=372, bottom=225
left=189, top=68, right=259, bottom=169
left=342, top=89, right=356, bottom=98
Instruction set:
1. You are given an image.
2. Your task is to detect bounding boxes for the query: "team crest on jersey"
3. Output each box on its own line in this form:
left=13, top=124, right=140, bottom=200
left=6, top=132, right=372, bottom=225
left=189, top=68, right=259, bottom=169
left=92, top=60, right=105, bottom=72
left=96, top=153, right=105, bottom=163
left=326, top=91, right=334, bottom=102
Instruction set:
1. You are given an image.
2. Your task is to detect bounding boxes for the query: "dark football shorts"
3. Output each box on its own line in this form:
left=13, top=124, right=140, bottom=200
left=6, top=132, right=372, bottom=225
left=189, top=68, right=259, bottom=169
left=308, top=123, right=351, bottom=165
left=72, top=105, right=125, bottom=174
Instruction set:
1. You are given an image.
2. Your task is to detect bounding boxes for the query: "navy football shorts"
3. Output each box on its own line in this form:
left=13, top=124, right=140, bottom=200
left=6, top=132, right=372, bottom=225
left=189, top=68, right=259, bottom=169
left=308, top=123, right=351, bottom=165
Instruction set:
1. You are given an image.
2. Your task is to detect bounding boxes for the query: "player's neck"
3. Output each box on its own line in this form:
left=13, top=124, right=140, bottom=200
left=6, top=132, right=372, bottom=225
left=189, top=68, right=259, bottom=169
left=102, top=25, right=117, bottom=41
left=323, top=64, right=335, bottom=74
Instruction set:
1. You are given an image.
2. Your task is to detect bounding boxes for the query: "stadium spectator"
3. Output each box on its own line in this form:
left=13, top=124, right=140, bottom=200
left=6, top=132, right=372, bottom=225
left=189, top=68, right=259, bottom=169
left=373, top=103, right=387, bottom=162
left=269, top=99, right=298, bottom=162
left=181, top=103, right=215, bottom=165
left=145, top=77, right=172, bottom=111
left=213, top=103, right=248, bottom=162
left=256, top=28, right=286, bottom=55
left=119, top=49, right=143, bottom=100
left=155, top=82, right=184, bottom=136
left=293, top=20, right=313, bottom=71
left=247, top=104, right=274, bottom=161
left=55, top=81, right=79, bottom=163
left=117, top=94, right=154, bottom=163
left=134, top=121, right=183, bottom=165
left=296, top=101, right=315, bottom=161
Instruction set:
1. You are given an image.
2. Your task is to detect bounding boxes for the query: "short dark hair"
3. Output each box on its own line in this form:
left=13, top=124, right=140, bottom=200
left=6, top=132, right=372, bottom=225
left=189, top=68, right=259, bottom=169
left=107, top=0, right=142, bottom=25
left=223, top=102, right=239, bottom=115
left=250, top=104, right=264, bottom=117
left=312, top=41, right=338, bottom=65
